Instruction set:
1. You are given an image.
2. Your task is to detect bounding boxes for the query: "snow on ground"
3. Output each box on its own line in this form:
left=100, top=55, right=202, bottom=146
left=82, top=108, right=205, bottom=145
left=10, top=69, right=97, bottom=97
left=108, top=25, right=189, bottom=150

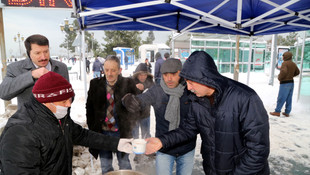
left=1, top=61, right=310, bottom=174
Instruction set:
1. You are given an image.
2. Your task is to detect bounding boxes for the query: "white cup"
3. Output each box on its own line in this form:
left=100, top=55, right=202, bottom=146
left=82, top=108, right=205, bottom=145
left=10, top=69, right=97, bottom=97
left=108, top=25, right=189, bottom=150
left=132, top=139, right=147, bottom=154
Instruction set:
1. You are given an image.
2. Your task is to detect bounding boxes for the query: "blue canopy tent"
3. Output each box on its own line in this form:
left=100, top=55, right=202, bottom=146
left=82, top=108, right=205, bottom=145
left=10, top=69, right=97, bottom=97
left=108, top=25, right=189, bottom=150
left=72, top=0, right=310, bottom=99
left=73, top=0, right=310, bottom=36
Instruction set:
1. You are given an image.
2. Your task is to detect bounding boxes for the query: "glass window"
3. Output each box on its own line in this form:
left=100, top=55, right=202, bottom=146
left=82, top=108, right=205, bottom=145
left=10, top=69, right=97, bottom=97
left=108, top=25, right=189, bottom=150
left=191, top=48, right=204, bottom=52
left=205, top=49, right=218, bottom=61
left=192, top=40, right=204, bottom=46
left=206, top=41, right=218, bottom=47
left=219, top=49, right=231, bottom=62
left=243, top=50, right=249, bottom=62
left=219, top=41, right=231, bottom=47
left=255, top=43, right=267, bottom=48
left=219, top=64, right=231, bottom=73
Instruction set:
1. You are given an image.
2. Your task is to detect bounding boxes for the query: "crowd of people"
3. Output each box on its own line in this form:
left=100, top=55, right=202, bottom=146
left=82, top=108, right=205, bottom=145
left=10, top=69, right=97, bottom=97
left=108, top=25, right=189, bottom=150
left=3, top=33, right=304, bottom=175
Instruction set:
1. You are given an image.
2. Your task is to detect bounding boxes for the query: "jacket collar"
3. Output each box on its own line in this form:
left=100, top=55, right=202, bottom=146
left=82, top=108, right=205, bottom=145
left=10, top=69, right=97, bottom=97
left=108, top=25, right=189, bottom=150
left=23, top=57, right=58, bottom=71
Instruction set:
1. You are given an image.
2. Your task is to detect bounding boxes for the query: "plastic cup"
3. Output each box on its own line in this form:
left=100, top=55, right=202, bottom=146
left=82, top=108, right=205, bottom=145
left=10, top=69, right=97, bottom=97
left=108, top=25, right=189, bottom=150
left=132, top=139, right=147, bottom=154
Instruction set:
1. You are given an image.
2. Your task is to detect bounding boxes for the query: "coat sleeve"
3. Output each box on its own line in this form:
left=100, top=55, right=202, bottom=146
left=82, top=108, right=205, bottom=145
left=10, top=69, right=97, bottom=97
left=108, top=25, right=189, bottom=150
left=86, top=79, right=96, bottom=130
left=0, top=125, right=41, bottom=174
left=70, top=119, right=119, bottom=151
left=234, top=94, right=270, bottom=174
left=57, top=63, right=70, bottom=83
left=0, top=64, right=34, bottom=100
left=294, top=65, right=300, bottom=77
left=136, top=86, right=158, bottom=109
left=154, top=62, right=160, bottom=78
left=278, top=62, right=288, bottom=81
left=158, top=105, right=198, bottom=148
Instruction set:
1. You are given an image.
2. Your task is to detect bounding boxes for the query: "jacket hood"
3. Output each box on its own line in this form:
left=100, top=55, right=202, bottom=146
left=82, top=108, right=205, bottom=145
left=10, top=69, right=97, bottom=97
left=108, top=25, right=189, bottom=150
left=283, top=51, right=293, bottom=61
left=180, top=51, right=226, bottom=97
left=133, top=63, right=153, bottom=79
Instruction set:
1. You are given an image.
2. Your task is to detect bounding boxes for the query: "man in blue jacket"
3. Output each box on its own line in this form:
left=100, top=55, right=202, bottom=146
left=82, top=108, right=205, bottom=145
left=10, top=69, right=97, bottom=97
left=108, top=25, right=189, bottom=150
left=146, top=51, right=270, bottom=175
left=123, top=58, right=196, bottom=175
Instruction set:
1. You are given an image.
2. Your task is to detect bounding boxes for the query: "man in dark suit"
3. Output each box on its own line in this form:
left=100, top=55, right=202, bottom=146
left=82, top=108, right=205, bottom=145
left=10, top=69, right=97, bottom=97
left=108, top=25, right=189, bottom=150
left=0, top=34, right=69, bottom=109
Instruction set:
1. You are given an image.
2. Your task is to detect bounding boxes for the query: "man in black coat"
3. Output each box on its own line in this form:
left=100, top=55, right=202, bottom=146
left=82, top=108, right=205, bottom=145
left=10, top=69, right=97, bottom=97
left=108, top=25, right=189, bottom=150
left=0, top=72, right=132, bottom=175
left=86, top=55, right=139, bottom=174
left=146, top=51, right=270, bottom=175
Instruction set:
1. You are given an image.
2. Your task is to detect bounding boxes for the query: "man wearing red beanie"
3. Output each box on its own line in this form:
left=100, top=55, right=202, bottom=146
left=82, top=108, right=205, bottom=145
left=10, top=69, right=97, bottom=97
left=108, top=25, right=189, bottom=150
left=0, top=72, right=133, bottom=174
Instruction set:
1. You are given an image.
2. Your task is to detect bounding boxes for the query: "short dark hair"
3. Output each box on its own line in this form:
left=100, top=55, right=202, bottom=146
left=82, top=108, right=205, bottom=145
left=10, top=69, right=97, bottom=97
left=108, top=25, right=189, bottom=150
left=105, top=55, right=121, bottom=69
left=24, top=34, right=49, bottom=58
left=155, top=52, right=162, bottom=59
left=164, top=52, right=170, bottom=59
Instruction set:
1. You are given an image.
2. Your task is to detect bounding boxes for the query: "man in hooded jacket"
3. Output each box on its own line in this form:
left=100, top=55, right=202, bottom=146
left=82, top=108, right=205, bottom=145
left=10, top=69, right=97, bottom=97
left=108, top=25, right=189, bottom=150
left=270, top=51, right=300, bottom=117
left=145, top=51, right=270, bottom=175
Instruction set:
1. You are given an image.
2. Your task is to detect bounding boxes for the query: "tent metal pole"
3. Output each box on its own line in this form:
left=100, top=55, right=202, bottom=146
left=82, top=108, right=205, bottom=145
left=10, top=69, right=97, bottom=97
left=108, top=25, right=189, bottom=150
left=79, top=0, right=166, bottom=17
left=263, top=0, right=310, bottom=21
left=269, top=34, right=277, bottom=86
left=237, top=0, right=242, bottom=25
left=233, top=35, right=240, bottom=81
left=243, top=0, right=298, bottom=28
left=247, top=36, right=253, bottom=85
left=171, top=1, right=235, bottom=28
left=80, top=30, right=88, bottom=100
left=0, top=8, right=12, bottom=110
left=190, top=34, right=192, bottom=55
left=295, top=41, right=299, bottom=63
left=297, top=31, right=306, bottom=102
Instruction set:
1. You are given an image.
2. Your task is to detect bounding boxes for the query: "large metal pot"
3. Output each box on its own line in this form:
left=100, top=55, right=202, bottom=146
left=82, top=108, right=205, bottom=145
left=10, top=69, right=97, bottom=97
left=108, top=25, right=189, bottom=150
left=104, top=170, right=145, bottom=175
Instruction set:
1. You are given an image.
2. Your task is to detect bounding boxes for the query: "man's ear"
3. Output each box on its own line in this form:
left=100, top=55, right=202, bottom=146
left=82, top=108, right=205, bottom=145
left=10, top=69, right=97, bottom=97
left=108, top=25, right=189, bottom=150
left=119, top=68, right=122, bottom=74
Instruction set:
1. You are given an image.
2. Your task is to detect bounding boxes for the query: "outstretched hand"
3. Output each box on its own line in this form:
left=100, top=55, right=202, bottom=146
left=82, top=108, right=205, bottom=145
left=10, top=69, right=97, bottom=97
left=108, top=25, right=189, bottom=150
left=117, top=138, right=134, bottom=154
left=145, top=137, right=163, bottom=155
left=122, top=93, right=141, bottom=113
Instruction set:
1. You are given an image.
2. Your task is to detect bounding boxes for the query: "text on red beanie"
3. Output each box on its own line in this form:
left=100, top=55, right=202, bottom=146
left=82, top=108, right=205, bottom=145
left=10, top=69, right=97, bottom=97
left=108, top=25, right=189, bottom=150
left=32, top=71, right=74, bottom=103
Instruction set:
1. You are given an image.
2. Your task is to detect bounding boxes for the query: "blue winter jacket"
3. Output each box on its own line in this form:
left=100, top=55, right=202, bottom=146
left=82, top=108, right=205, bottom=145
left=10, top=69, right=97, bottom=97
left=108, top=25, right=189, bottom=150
left=158, top=51, right=270, bottom=175
left=92, top=59, right=103, bottom=72
left=137, top=83, right=196, bottom=156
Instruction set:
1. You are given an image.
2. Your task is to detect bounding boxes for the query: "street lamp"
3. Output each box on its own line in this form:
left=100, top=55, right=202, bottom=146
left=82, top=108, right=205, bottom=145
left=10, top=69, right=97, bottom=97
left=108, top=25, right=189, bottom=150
left=13, top=33, right=24, bottom=58
left=60, top=18, right=74, bottom=59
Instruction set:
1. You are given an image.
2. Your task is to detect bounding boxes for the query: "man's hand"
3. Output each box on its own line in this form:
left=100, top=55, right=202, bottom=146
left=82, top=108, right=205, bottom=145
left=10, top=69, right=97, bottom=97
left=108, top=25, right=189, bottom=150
left=145, top=137, right=163, bottom=155
left=136, top=83, right=144, bottom=91
left=32, top=67, right=49, bottom=79
left=122, top=93, right=141, bottom=113
left=117, top=138, right=134, bottom=154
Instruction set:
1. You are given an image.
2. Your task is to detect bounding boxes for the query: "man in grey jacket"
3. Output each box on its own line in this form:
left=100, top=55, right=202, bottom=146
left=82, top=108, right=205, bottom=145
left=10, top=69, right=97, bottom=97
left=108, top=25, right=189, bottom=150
left=0, top=34, right=69, bottom=109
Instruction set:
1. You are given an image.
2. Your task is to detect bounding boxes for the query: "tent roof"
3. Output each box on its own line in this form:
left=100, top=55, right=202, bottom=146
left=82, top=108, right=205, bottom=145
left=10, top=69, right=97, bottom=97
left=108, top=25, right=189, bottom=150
left=73, top=0, right=310, bottom=36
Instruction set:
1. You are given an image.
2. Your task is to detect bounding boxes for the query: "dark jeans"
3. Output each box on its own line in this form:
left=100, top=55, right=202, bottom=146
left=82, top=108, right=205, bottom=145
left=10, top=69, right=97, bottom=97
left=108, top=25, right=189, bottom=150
left=99, top=130, right=132, bottom=174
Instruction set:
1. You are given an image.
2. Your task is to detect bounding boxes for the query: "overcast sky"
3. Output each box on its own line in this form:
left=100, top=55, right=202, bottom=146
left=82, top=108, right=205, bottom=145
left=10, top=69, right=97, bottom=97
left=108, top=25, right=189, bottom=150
left=1, top=7, right=171, bottom=58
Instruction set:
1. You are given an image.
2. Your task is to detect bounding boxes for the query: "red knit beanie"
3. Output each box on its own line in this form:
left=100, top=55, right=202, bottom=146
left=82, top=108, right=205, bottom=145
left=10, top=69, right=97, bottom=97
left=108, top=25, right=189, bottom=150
left=32, top=72, right=74, bottom=103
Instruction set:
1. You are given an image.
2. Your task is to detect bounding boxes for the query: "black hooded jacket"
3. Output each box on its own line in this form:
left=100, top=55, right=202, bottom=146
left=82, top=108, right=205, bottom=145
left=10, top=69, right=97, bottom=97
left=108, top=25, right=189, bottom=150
left=132, top=63, right=154, bottom=120
left=0, top=96, right=119, bottom=175
left=159, top=51, right=270, bottom=175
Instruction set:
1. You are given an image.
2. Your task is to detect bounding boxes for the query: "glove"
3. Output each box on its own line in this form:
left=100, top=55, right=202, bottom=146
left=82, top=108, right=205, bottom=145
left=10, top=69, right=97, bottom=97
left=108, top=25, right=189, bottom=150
left=117, top=138, right=134, bottom=154
left=122, top=93, right=141, bottom=113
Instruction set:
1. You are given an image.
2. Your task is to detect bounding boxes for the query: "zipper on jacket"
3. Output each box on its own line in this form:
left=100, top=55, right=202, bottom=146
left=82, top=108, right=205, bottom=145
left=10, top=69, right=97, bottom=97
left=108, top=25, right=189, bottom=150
left=58, top=117, right=67, bottom=135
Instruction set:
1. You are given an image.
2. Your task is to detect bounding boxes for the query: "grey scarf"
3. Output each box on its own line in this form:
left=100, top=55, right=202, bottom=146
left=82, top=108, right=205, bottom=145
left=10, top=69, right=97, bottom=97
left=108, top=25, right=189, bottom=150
left=160, top=78, right=185, bottom=131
